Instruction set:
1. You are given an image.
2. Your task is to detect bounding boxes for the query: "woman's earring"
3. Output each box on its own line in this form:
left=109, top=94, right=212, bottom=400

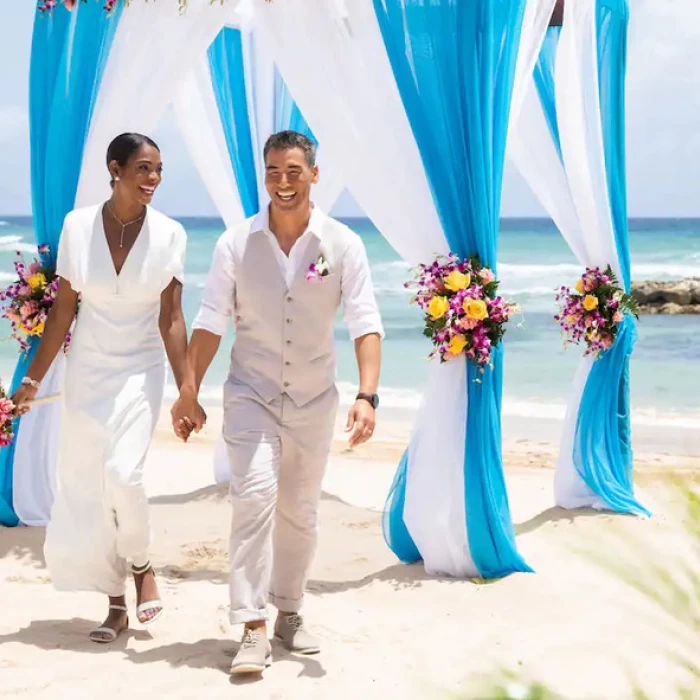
left=115, top=176, right=120, bottom=182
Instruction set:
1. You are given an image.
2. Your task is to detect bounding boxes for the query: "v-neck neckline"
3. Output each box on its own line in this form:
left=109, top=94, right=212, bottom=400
left=101, top=203, right=148, bottom=279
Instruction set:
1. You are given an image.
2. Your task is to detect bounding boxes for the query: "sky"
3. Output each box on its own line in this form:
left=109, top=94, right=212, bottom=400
left=0, top=0, right=698, bottom=218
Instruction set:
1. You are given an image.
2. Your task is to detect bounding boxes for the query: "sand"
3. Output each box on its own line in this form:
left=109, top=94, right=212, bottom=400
left=1, top=408, right=699, bottom=700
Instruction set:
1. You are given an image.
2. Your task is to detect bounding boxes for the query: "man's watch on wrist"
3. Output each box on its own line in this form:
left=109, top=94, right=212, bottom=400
left=356, top=392, right=379, bottom=410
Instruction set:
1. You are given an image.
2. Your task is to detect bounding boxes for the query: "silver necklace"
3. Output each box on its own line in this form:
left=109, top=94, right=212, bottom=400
left=106, top=202, right=145, bottom=248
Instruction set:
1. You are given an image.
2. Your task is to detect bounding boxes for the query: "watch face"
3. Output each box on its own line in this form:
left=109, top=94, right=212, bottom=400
left=358, top=393, right=379, bottom=409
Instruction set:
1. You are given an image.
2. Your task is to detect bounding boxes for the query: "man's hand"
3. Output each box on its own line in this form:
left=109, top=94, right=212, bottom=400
left=171, top=391, right=207, bottom=443
left=344, top=399, right=376, bottom=449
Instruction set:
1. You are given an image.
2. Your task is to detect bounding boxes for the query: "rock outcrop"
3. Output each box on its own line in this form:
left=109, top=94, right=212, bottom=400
left=631, top=278, right=700, bottom=314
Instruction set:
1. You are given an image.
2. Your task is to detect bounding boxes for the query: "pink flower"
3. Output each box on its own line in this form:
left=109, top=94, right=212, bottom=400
left=478, top=268, right=496, bottom=284
left=613, top=311, right=624, bottom=324
left=20, top=299, right=38, bottom=315
left=0, top=398, right=14, bottom=415
left=600, top=334, right=614, bottom=350
left=458, top=316, right=479, bottom=331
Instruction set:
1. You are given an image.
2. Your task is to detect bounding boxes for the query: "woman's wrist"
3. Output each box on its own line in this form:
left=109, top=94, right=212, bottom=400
left=21, top=376, right=41, bottom=390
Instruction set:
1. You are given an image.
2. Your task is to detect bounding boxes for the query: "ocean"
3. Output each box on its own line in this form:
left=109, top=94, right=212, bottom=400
left=0, top=216, right=699, bottom=431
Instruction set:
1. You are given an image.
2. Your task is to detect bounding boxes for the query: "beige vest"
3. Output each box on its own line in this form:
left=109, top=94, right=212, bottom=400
left=229, top=226, right=344, bottom=407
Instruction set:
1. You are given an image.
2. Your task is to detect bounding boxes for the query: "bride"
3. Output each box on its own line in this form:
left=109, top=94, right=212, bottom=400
left=11, top=133, right=191, bottom=643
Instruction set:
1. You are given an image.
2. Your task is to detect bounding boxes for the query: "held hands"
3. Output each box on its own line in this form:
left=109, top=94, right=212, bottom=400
left=345, top=399, right=376, bottom=449
left=10, top=384, right=38, bottom=417
left=171, top=390, right=207, bottom=443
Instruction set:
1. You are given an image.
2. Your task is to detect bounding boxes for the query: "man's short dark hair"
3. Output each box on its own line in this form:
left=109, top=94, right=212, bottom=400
left=263, top=130, right=317, bottom=168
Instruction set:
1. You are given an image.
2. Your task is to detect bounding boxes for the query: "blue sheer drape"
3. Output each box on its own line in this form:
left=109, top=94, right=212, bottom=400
left=534, top=26, right=562, bottom=158
left=208, top=28, right=259, bottom=218
left=274, top=69, right=315, bottom=142
left=573, top=0, right=647, bottom=516
left=0, top=3, right=121, bottom=526
left=377, top=0, right=531, bottom=577
left=208, top=29, right=316, bottom=221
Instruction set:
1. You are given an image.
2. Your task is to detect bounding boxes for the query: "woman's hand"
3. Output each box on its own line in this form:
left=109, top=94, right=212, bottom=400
left=11, top=384, right=38, bottom=416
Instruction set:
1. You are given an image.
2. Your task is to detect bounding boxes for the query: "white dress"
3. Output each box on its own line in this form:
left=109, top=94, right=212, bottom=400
left=44, top=204, right=186, bottom=596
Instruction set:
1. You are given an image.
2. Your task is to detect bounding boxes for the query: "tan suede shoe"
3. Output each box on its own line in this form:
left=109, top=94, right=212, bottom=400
left=230, top=628, right=272, bottom=674
left=274, top=614, right=321, bottom=654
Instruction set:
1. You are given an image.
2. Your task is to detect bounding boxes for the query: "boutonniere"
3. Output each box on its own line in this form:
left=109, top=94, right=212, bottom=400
left=306, top=254, right=330, bottom=283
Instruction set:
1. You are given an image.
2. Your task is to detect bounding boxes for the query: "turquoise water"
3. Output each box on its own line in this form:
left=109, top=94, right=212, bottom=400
left=0, top=216, right=698, bottom=423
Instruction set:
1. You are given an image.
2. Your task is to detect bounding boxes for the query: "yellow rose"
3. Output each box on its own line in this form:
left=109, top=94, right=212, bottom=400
left=463, top=298, right=489, bottom=321
left=444, top=270, right=471, bottom=292
left=583, top=294, right=599, bottom=311
left=427, top=295, right=449, bottom=320
left=447, top=334, right=468, bottom=356
left=575, top=278, right=585, bottom=294
left=27, top=273, right=47, bottom=291
left=30, top=322, right=45, bottom=337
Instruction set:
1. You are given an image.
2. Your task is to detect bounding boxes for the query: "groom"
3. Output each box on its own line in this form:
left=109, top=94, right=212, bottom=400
left=172, top=130, right=383, bottom=674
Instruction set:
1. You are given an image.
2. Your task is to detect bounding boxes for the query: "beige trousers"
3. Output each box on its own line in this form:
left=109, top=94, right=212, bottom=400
left=223, top=379, right=338, bottom=624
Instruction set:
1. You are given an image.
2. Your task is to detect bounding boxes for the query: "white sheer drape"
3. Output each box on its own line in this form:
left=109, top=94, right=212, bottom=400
left=508, top=0, right=621, bottom=509
left=255, top=0, right=444, bottom=264
left=173, top=59, right=246, bottom=229
left=77, top=0, right=240, bottom=206
left=255, top=0, right=549, bottom=576
left=509, top=0, right=560, bottom=136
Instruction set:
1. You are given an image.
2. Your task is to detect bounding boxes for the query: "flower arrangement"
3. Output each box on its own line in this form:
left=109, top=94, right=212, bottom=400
left=38, top=0, right=276, bottom=16
left=406, top=254, right=515, bottom=369
left=0, top=245, right=71, bottom=356
left=39, top=0, right=189, bottom=15
left=0, top=384, right=16, bottom=448
left=306, top=254, right=330, bottom=283
left=555, top=265, right=639, bottom=358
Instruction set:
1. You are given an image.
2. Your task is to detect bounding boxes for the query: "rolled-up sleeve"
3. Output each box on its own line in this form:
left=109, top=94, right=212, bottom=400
left=341, top=234, right=385, bottom=341
left=192, top=231, right=235, bottom=336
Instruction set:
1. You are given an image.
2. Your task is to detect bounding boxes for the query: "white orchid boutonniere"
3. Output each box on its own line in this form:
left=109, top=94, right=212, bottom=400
left=306, top=254, right=330, bottom=283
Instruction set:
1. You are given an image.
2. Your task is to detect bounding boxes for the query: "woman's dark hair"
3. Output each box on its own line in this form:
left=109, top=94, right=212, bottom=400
left=106, top=133, right=159, bottom=185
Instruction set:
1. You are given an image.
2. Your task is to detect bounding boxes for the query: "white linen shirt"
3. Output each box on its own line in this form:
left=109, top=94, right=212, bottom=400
left=193, top=206, right=384, bottom=341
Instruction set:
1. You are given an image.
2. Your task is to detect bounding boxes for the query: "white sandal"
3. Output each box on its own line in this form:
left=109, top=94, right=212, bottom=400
left=89, top=604, right=129, bottom=644
left=132, top=562, right=164, bottom=626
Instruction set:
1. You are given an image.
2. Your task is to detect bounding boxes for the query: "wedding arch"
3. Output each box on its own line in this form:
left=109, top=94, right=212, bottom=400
left=0, top=0, right=645, bottom=581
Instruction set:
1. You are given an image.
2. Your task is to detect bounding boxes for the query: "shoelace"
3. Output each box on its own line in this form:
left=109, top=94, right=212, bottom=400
left=241, top=629, right=261, bottom=649
left=284, top=614, right=304, bottom=631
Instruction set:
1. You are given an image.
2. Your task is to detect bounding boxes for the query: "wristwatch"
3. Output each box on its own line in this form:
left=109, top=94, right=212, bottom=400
left=356, top=392, right=379, bottom=409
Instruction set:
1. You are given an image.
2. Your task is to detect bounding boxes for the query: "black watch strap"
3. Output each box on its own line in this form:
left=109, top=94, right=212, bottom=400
left=356, top=392, right=379, bottom=409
